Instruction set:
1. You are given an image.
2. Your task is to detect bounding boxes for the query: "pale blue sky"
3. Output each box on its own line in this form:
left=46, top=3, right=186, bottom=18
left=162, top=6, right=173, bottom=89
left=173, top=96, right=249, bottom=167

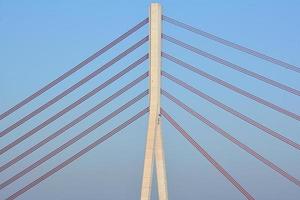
left=0, top=0, right=299, bottom=199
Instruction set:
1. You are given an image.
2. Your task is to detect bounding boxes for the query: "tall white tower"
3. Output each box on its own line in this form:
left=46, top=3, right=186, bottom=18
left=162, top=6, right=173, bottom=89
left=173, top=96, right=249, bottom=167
left=140, top=3, right=168, bottom=200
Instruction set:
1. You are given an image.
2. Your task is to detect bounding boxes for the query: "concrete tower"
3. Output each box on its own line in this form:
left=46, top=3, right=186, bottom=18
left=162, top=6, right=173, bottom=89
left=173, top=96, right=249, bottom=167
left=141, top=3, right=168, bottom=200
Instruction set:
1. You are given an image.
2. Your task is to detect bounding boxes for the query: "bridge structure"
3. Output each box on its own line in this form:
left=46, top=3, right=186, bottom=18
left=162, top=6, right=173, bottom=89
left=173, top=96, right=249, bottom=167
left=0, top=3, right=300, bottom=200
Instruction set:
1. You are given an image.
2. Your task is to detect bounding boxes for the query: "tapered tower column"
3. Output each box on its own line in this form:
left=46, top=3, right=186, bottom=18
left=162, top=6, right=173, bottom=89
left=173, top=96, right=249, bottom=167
left=141, top=3, right=168, bottom=200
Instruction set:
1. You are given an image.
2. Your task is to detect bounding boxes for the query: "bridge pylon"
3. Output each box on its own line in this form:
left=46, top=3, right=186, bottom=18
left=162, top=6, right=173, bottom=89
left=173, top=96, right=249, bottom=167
left=141, top=3, right=168, bottom=200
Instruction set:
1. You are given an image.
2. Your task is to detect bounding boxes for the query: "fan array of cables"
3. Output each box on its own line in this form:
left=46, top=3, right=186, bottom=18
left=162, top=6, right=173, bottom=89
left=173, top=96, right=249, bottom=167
left=0, top=15, right=299, bottom=199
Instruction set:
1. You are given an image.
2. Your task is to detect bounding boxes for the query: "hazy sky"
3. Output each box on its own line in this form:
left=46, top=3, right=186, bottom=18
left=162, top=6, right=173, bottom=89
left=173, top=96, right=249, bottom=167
left=0, top=0, right=299, bottom=199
